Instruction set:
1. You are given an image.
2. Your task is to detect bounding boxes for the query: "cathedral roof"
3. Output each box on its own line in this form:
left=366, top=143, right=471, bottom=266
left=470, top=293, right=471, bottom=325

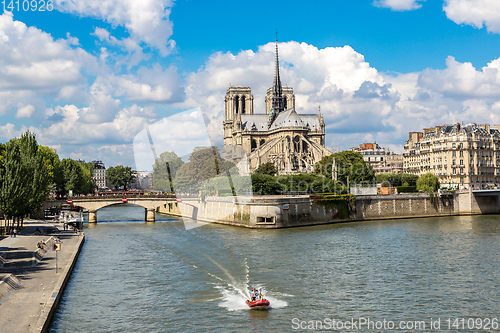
left=241, top=114, right=269, bottom=132
left=241, top=109, right=322, bottom=133
left=269, top=109, right=305, bottom=130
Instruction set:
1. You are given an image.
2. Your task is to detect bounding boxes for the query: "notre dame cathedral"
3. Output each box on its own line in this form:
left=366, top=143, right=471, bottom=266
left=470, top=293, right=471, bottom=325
left=222, top=40, right=331, bottom=175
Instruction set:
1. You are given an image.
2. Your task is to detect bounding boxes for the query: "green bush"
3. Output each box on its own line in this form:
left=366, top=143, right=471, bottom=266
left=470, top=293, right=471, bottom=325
left=396, top=186, right=417, bottom=193
left=417, top=173, right=440, bottom=192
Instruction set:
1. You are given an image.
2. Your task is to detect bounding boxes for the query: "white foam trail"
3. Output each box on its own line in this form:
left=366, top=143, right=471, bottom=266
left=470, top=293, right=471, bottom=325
left=192, top=258, right=288, bottom=311
left=217, top=286, right=250, bottom=311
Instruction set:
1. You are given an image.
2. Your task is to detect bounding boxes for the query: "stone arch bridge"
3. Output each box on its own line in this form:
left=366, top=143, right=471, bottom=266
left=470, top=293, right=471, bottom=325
left=60, top=196, right=177, bottom=223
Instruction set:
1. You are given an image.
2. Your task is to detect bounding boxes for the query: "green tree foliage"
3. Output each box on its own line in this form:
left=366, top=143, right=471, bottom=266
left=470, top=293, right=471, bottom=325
left=60, top=159, right=96, bottom=195
left=0, top=140, right=29, bottom=219
left=152, top=151, right=184, bottom=192
left=174, top=146, right=235, bottom=192
left=38, top=145, right=63, bottom=194
left=80, top=161, right=96, bottom=194
left=205, top=175, right=252, bottom=196
left=0, top=143, right=6, bottom=169
left=255, top=162, right=277, bottom=176
left=0, top=132, right=51, bottom=225
left=376, top=173, right=419, bottom=187
left=61, top=159, right=84, bottom=195
left=417, top=173, right=440, bottom=192
left=107, top=165, right=136, bottom=190
left=277, top=173, right=346, bottom=194
left=251, top=173, right=282, bottom=195
left=315, top=151, right=374, bottom=186
left=19, top=132, right=51, bottom=215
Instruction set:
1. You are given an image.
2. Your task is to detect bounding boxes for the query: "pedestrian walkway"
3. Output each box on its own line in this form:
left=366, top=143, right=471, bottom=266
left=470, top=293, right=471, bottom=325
left=0, top=220, right=84, bottom=333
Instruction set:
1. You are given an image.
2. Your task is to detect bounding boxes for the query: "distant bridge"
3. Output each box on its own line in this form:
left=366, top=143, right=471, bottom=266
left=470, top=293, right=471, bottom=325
left=67, top=196, right=177, bottom=222
left=472, top=189, right=500, bottom=197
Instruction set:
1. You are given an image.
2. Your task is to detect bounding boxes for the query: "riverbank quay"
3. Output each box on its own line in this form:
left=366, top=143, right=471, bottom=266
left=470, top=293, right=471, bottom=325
left=0, top=220, right=84, bottom=333
left=158, top=189, right=500, bottom=228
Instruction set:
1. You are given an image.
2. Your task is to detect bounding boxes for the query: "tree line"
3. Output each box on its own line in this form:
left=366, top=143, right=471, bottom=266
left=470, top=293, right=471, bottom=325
left=0, top=132, right=96, bottom=230
left=151, top=146, right=440, bottom=196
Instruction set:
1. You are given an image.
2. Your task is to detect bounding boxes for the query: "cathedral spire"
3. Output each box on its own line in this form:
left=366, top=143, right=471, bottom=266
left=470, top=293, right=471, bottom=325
left=270, top=34, right=284, bottom=125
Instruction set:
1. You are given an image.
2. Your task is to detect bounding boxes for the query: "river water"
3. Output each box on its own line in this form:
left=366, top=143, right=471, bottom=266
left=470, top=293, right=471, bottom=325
left=50, top=205, right=499, bottom=332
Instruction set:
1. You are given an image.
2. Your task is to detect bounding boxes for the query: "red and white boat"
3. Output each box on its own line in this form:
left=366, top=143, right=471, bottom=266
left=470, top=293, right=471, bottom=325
left=246, top=299, right=270, bottom=309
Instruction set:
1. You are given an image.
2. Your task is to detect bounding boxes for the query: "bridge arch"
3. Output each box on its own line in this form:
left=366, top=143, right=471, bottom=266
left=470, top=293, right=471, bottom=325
left=71, top=197, right=176, bottom=223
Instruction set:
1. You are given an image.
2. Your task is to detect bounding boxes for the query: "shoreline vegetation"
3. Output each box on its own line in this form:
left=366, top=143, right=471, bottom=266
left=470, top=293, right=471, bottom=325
left=0, top=131, right=442, bottom=233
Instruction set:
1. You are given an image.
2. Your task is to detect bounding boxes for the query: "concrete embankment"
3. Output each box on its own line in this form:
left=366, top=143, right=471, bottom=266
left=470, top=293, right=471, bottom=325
left=157, top=190, right=500, bottom=228
left=0, top=220, right=84, bottom=333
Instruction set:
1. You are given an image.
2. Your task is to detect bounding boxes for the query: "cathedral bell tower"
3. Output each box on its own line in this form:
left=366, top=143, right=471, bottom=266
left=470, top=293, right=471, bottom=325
left=223, top=85, right=254, bottom=146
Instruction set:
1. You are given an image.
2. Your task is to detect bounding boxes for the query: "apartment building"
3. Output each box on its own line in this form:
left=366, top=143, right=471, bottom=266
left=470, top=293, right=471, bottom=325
left=351, top=143, right=403, bottom=175
left=92, top=160, right=107, bottom=189
left=404, top=123, right=500, bottom=189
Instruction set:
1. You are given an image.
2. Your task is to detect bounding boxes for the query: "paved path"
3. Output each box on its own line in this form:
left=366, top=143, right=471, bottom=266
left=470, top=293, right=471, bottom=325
left=0, top=220, right=84, bottom=333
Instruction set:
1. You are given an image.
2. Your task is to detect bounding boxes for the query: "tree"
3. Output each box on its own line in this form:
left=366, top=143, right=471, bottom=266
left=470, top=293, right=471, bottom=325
left=38, top=145, right=63, bottom=194
left=251, top=173, right=281, bottom=195
left=0, top=132, right=52, bottom=229
left=0, top=140, right=29, bottom=222
left=173, top=146, right=234, bottom=192
left=61, top=159, right=84, bottom=195
left=315, top=151, right=374, bottom=186
left=417, top=173, right=440, bottom=192
left=80, top=161, right=96, bottom=194
left=376, top=173, right=419, bottom=187
left=0, top=143, right=6, bottom=169
left=107, top=165, right=136, bottom=190
left=255, top=162, right=277, bottom=176
left=19, top=132, right=51, bottom=216
left=152, top=151, right=184, bottom=192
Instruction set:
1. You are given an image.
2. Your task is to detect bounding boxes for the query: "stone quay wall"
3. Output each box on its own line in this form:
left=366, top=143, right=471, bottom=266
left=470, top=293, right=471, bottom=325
left=157, top=190, right=500, bottom=228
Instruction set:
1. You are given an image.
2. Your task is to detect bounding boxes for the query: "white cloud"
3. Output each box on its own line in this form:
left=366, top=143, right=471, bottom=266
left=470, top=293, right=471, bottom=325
left=0, top=123, right=21, bottom=141
left=15, top=104, right=35, bottom=118
left=418, top=56, right=500, bottom=99
left=444, top=0, right=500, bottom=33
left=109, top=65, right=184, bottom=103
left=184, top=41, right=398, bottom=147
left=184, top=41, right=500, bottom=155
left=373, top=0, right=425, bottom=11
left=40, top=104, right=156, bottom=146
left=0, top=12, right=96, bottom=113
left=55, top=0, right=175, bottom=56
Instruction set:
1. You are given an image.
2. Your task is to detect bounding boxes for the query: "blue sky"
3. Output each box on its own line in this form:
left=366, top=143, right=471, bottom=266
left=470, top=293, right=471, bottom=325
left=1, top=0, right=500, bottom=169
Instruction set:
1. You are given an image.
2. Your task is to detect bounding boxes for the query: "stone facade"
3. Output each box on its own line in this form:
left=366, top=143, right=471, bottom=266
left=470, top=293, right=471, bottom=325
left=404, top=123, right=500, bottom=189
left=350, top=143, right=403, bottom=174
left=223, top=40, right=331, bottom=174
left=91, top=160, right=107, bottom=189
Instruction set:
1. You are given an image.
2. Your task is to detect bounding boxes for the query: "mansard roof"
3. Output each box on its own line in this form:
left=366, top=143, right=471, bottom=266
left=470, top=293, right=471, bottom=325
left=423, top=123, right=500, bottom=139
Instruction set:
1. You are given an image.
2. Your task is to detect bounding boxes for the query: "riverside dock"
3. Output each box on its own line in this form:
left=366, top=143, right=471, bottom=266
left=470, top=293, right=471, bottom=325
left=0, top=220, right=84, bottom=333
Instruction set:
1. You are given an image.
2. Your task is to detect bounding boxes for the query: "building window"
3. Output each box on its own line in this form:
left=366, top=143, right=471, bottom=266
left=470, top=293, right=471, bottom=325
left=452, top=151, right=456, bottom=158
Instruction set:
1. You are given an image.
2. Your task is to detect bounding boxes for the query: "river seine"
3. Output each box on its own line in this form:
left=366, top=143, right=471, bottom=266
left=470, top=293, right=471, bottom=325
left=50, top=205, right=499, bottom=332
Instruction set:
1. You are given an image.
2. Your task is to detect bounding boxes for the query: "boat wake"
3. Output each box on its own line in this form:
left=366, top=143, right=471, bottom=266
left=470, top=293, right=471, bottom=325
left=152, top=222, right=289, bottom=311
left=196, top=259, right=289, bottom=311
